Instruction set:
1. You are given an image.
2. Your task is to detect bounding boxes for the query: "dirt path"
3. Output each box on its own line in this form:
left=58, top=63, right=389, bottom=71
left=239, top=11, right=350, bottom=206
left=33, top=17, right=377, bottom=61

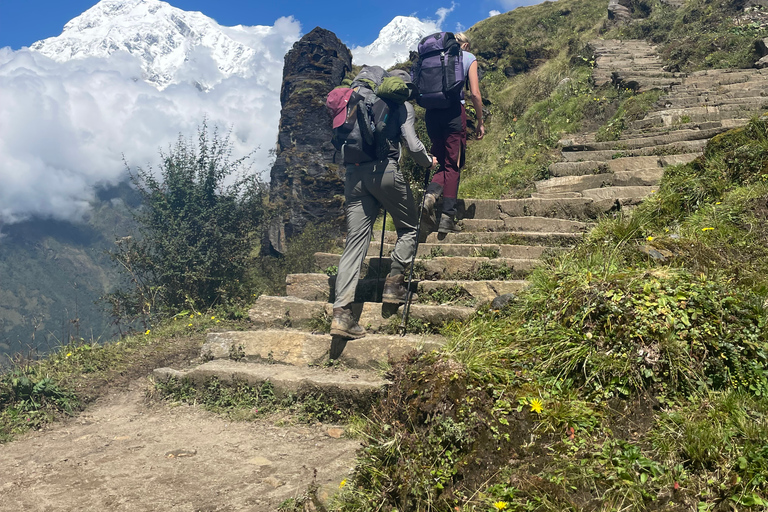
left=0, top=378, right=359, bottom=512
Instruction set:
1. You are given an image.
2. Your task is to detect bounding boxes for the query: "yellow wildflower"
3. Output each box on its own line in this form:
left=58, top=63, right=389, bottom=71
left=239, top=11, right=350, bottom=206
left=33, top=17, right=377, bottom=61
left=702, top=227, right=714, bottom=231
left=339, top=479, right=347, bottom=489
left=188, top=323, right=193, bottom=327
left=716, top=202, right=722, bottom=205
left=66, top=353, right=72, bottom=358
left=647, top=236, right=654, bottom=241
left=529, top=398, right=543, bottom=414
left=493, top=501, right=509, bottom=511
left=145, top=329, right=151, bottom=335
left=211, top=316, right=216, bottom=320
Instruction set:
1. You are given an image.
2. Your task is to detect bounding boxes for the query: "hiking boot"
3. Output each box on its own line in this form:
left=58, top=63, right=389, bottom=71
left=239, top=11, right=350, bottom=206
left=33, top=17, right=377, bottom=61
left=420, top=193, right=439, bottom=234
left=382, top=274, right=408, bottom=304
left=438, top=215, right=462, bottom=234
left=330, top=307, right=366, bottom=339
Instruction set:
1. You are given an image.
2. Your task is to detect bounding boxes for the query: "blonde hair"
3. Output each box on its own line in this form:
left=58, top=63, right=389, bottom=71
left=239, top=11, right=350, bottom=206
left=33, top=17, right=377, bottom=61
left=455, top=32, right=470, bottom=50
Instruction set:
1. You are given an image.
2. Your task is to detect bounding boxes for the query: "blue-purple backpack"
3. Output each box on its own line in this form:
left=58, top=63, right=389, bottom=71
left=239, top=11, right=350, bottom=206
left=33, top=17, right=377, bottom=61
left=411, top=32, right=465, bottom=110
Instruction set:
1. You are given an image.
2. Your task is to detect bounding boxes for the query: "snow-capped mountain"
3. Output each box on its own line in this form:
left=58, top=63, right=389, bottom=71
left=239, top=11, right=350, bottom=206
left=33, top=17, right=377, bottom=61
left=352, top=16, right=439, bottom=68
left=29, top=0, right=284, bottom=90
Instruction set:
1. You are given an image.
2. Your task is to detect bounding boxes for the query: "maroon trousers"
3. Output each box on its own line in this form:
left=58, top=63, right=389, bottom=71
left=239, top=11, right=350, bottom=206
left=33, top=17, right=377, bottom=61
left=425, top=104, right=467, bottom=217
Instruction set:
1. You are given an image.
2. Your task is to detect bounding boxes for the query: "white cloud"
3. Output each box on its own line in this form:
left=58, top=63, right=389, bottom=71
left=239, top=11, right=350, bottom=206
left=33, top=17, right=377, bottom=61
left=434, top=2, right=458, bottom=27
left=0, top=17, right=301, bottom=226
left=455, top=22, right=466, bottom=32
left=489, top=10, right=502, bottom=16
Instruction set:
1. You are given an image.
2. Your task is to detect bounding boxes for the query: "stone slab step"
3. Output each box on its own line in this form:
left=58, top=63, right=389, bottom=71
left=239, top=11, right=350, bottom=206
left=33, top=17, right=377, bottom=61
left=536, top=169, right=663, bottom=194
left=620, top=119, right=749, bottom=139
left=418, top=279, right=527, bottom=302
left=581, top=186, right=656, bottom=201
left=535, top=174, right=613, bottom=194
left=454, top=196, right=616, bottom=221
left=202, top=329, right=444, bottom=370
left=630, top=110, right=756, bottom=130
left=285, top=273, right=528, bottom=304
left=461, top=216, right=593, bottom=233
left=384, top=230, right=584, bottom=246
left=661, top=96, right=768, bottom=109
left=249, top=296, right=475, bottom=333
left=367, top=242, right=553, bottom=259
left=619, top=119, right=748, bottom=139
left=549, top=153, right=698, bottom=176
left=561, top=126, right=728, bottom=152
left=529, top=192, right=584, bottom=199
left=154, top=360, right=387, bottom=399
left=560, top=140, right=707, bottom=161
left=314, top=252, right=539, bottom=280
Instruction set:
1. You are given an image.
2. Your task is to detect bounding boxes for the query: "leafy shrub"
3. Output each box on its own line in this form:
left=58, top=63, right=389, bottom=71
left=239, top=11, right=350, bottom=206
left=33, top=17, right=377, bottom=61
left=104, top=123, right=267, bottom=321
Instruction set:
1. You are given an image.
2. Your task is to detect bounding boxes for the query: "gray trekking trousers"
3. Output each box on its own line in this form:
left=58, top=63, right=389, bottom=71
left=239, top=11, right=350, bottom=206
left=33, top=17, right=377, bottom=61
left=333, top=159, right=417, bottom=309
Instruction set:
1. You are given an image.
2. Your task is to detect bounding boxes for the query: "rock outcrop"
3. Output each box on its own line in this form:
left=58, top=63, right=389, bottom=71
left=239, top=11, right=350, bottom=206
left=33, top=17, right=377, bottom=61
left=266, top=27, right=352, bottom=254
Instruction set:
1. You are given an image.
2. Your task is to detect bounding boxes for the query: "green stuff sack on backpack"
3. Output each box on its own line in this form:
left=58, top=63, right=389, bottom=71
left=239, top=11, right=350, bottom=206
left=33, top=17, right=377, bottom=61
left=376, top=76, right=410, bottom=104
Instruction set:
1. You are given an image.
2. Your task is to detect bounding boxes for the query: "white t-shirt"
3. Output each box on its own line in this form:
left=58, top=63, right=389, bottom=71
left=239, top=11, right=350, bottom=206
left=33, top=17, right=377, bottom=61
left=461, top=51, right=477, bottom=104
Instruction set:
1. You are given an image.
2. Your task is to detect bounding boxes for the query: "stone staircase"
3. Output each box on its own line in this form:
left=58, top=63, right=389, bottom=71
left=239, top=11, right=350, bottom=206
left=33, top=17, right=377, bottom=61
left=153, top=38, right=768, bottom=407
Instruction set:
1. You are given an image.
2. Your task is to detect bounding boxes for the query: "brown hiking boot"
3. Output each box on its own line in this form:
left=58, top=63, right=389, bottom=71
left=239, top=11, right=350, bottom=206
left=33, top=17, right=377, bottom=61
left=382, top=274, right=408, bottom=304
left=330, top=307, right=366, bottom=339
left=420, top=193, right=439, bottom=234
left=438, top=215, right=462, bottom=234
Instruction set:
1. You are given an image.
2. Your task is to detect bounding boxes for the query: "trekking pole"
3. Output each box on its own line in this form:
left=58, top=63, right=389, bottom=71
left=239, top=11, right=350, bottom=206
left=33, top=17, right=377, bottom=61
left=399, top=168, right=434, bottom=336
left=376, top=210, right=387, bottom=302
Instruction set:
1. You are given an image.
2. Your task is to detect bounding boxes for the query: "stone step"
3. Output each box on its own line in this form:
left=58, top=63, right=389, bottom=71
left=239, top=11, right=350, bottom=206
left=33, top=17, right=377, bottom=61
left=536, top=169, right=663, bottom=194
left=285, top=273, right=528, bottom=304
left=631, top=109, right=759, bottom=130
left=529, top=191, right=584, bottom=199
left=380, top=230, right=584, bottom=247
left=417, top=279, right=528, bottom=302
left=561, top=126, right=729, bottom=152
left=661, top=96, right=768, bottom=109
left=667, top=88, right=768, bottom=101
left=461, top=216, right=593, bottom=233
left=249, top=296, right=475, bottom=333
left=675, top=77, right=768, bottom=90
left=454, top=196, right=614, bottom=221
left=366, top=242, right=554, bottom=259
left=535, top=174, right=612, bottom=194
left=549, top=153, right=698, bottom=176
left=201, top=329, right=445, bottom=370
left=581, top=186, right=656, bottom=201
left=560, top=140, right=707, bottom=161
left=314, top=253, right=540, bottom=280
left=619, top=119, right=749, bottom=139
left=154, top=360, right=387, bottom=401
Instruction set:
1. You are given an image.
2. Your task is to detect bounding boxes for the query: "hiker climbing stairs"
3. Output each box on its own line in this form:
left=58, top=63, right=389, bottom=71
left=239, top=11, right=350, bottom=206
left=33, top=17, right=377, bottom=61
left=154, top=38, right=768, bottom=405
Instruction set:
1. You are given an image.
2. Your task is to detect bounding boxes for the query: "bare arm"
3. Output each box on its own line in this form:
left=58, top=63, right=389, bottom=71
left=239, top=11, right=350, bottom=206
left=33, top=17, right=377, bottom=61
left=467, top=60, right=485, bottom=140
left=399, top=103, right=436, bottom=168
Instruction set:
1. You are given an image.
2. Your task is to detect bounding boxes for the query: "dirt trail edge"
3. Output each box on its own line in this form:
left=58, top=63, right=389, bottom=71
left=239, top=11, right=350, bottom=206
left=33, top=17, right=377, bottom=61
left=0, top=378, right=358, bottom=512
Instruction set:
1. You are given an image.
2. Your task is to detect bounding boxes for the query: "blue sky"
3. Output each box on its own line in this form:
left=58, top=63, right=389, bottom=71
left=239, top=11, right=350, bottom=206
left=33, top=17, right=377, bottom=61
left=0, top=0, right=540, bottom=50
